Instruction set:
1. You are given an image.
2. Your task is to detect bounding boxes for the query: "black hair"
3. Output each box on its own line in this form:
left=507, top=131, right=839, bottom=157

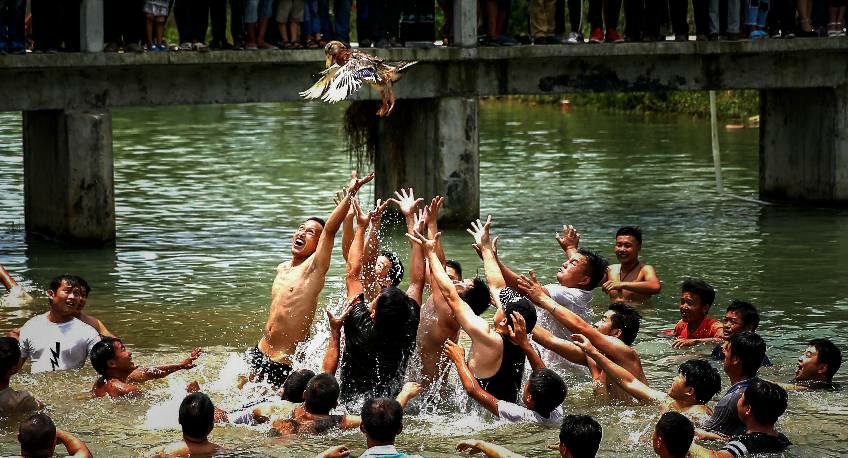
left=809, top=338, right=842, bottom=380
left=374, top=286, right=414, bottom=336
left=726, top=300, right=760, bottom=331
left=0, top=337, right=21, bottom=374
left=460, top=277, right=491, bottom=316
left=655, top=411, right=694, bottom=458
left=742, top=379, right=787, bottom=425
left=304, top=373, right=340, bottom=415
left=360, top=398, right=403, bottom=442
left=678, top=359, right=721, bottom=404
left=380, top=250, right=404, bottom=287
left=728, top=331, right=766, bottom=377
left=281, top=369, right=316, bottom=403
left=615, top=226, right=643, bottom=245
left=608, top=302, right=641, bottom=346
left=499, top=289, right=537, bottom=333
left=528, top=369, right=566, bottom=417
left=305, top=216, right=326, bottom=227
left=179, top=392, right=214, bottom=440
left=18, top=413, right=56, bottom=457
left=681, top=278, right=716, bottom=306
left=445, top=259, right=462, bottom=277
left=578, top=249, right=609, bottom=290
left=559, top=415, right=602, bottom=458
left=48, top=274, right=90, bottom=296
left=90, top=337, right=120, bottom=377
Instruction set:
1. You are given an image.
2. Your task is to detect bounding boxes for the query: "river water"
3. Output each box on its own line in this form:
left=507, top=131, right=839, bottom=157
left=0, top=101, right=846, bottom=457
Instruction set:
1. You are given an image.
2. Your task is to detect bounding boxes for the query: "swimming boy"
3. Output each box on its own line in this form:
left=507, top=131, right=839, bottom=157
left=653, top=411, right=695, bottom=458
left=151, top=392, right=222, bottom=457
left=671, top=278, right=722, bottom=349
left=0, top=337, right=43, bottom=416
left=572, top=334, right=721, bottom=425
left=710, top=301, right=772, bottom=366
left=250, top=173, right=373, bottom=387
left=776, top=338, right=841, bottom=391
left=17, top=413, right=91, bottom=458
left=89, top=337, right=201, bottom=398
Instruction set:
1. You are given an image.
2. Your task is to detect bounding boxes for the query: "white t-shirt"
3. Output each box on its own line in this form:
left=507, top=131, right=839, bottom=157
left=497, top=400, right=564, bottom=426
left=19, top=313, right=100, bottom=373
left=535, top=284, right=593, bottom=371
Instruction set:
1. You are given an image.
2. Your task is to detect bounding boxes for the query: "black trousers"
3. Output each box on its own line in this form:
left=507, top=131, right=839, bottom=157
left=370, top=0, right=402, bottom=40
left=104, top=0, right=145, bottom=45
left=32, top=0, right=79, bottom=50
left=624, top=0, right=664, bottom=38
left=555, top=0, right=584, bottom=33
left=589, top=0, right=622, bottom=29
left=174, top=0, right=210, bottom=43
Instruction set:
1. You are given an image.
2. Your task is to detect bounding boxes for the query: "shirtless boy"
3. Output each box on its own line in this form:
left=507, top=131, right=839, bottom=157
left=89, top=337, right=201, bottom=398
left=600, top=226, right=661, bottom=304
left=151, top=392, right=222, bottom=457
left=248, top=173, right=373, bottom=387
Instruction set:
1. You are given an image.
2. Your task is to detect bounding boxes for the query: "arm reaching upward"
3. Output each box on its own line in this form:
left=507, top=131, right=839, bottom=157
left=395, top=381, right=422, bottom=408
left=443, top=339, right=499, bottom=416
left=391, top=188, right=425, bottom=305
left=426, top=196, right=446, bottom=264
left=322, top=301, right=356, bottom=375
left=345, top=198, right=370, bottom=301
left=467, top=216, right=506, bottom=293
left=555, top=225, right=580, bottom=259
left=507, top=312, right=544, bottom=371
left=56, top=430, right=93, bottom=458
left=361, top=198, right=391, bottom=301
left=571, top=334, right=665, bottom=405
left=311, top=173, right=374, bottom=273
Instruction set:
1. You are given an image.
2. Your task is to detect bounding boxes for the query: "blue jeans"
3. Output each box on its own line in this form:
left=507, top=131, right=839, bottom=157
left=710, top=0, right=740, bottom=33
left=0, top=0, right=25, bottom=44
left=303, top=0, right=321, bottom=35
left=745, top=0, right=768, bottom=27
left=245, top=0, right=273, bottom=23
left=318, top=0, right=351, bottom=42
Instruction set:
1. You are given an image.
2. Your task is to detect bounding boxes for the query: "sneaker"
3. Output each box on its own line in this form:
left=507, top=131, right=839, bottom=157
left=605, top=28, right=624, bottom=42
left=179, top=42, right=193, bottom=51
left=566, top=32, right=584, bottom=43
left=749, top=29, right=768, bottom=39
left=589, top=28, right=604, bottom=43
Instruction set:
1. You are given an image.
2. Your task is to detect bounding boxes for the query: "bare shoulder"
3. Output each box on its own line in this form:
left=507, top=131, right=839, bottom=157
left=148, top=441, right=189, bottom=457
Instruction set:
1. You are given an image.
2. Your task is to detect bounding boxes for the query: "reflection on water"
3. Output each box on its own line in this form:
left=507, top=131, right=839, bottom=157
left=1, top=101, right=847, bottom=457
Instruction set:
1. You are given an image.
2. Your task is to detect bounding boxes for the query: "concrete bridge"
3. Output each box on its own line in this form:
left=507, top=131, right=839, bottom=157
left=2, top=3, right=847, bottom=243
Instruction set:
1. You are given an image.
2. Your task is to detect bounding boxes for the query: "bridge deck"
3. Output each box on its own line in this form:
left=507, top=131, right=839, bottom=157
left=1, top=39, right=846, bottom=111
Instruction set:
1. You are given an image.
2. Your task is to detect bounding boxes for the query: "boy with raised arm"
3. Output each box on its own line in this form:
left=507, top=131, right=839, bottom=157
left=89, top=337, right=201, bottom=398
left=443, top=311, right=566, bottom=425
left=571, top=334, right=721, bottom=425
left=17, top=413, right=92, bottom=458
left=248, top=172, right=373, bottom=388
left=407, top=217, right=539, bottom=403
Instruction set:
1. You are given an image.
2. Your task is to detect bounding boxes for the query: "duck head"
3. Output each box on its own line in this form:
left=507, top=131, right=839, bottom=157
left=324, top=40, right=348, bottom=67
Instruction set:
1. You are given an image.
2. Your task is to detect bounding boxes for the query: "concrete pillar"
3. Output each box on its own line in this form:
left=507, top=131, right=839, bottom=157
left=759, top=86, right=848, bottom=204
left=453, top=0, right=477, bottom=47
left=374, top=98, right=479, bottom=226
left=23, top=110, right=116, bottom=244
left=80, top=0, right=104, bottom=52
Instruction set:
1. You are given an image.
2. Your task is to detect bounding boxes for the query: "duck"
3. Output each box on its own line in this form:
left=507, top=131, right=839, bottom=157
left=299, top=41, right=417, bottom=117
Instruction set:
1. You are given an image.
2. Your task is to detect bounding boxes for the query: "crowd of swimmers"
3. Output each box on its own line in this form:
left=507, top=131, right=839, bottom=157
left=0, top=170, right=843, bottom=457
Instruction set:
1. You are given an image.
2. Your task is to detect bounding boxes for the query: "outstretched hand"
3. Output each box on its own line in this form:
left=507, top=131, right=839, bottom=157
left=351, top=197, right=370, bottom=228
left=326, top=300, right=356, bottom=333
left=456, top=439, right=484, bottom=455
left=180, top=348, right=202, bottom=369
left=405, top=228, right=441, bottom=254
left=426, top=196, right=445, bottom=224
left=348, top=172, right=374, bottom=196
left=555, top=224, right=580, bottom=252
left=442, top=338, right=466, bottom=362
left=466, top=215, right=493, bottom=248
left=507, top=311, right=530, bottom=346
left=515, top=270, right=546, bottom=303
left=390, top=188, right=423, bottom=216
left=472, top=235, right=499, bottom=260
left=368, top=198, right=392, bottom=224
left=570, top=333, right=595, bottom=354
left=413, top=207, right=428, bottom=235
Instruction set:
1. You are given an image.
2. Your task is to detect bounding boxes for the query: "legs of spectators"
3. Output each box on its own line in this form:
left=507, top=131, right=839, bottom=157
left=708, top=0, right=720, bottom=35
left=333, top=0, right=352, bottom=44
left=31, top=0, right=62, bottom=51
left=370, top=0, right=400, bottom=46
left=192, top=0, right=209, bottom=47
left=642, top=0, right=664, bottom=39
left=567, top=0, right=584, bottom=37
left=693, top=0, right=710, bottom=37
left=726, top=0, right=740, bottom=34
left=604, top=0, right=624, bottom=41
left=529, top=0, right=557, bottom=42
left=588, top=0, right=604, bottom=41
left=317, top=0, right=334, bottom=40
left=670, top=0, right=690, bottom=38
left=745, top=0, right=769, bottom=36
left=482, top=0, right=516, bottom=45
left=436, top=0, right=452, bottom=44
left=175, top=0, right=194, bottom=46
left=797, top=0, right=815, bottom=33
left=209, top=0, right=231, bottom=48
left=230, top=0, right=246, bottom=48
left=623, top=0, right=644, bottom=40
left=828, top=0, right=846, bottom=36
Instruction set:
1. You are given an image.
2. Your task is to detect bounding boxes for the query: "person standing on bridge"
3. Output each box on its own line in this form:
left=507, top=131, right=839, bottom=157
left=245, top=172, right=373, bottom=388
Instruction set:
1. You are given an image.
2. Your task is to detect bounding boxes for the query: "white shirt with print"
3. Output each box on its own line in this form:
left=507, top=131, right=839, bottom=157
left=19, top=313, right=100, bottom=373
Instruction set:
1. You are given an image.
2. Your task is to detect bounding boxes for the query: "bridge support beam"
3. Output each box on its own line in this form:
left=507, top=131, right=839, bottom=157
left=373, top=97, right=479, bottom=226
left=760, top=86, right=848, bottom=204
left=23, top=109, right=116, bottom=244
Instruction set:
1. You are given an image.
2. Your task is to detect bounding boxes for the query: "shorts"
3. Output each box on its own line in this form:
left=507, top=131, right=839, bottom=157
left=245, top=0, right=274, bottom=23
left=143, top=0, right=169, bottom=17
left=245, top=345, right=293, bottom=388
left=276, top=0, right=305, bottom=23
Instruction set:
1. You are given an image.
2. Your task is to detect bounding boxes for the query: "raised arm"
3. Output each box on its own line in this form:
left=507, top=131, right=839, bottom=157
left=361, top=198, right=391, bottom=301
left=127, top=348, right=201, bottom=383
left=426, top=196, right=447, bottom=265
left=571, top=334, right=665, bottom=405
left=506, top=312, right=544, bottom=371
left=468, top=216, right=506, bottom=293
left=322, top=301, right=355, bottom=375
left=395, top=381, right=423, bottom=408
left=391, top=189, right=425, bottom=305
left=407, top=229, right=496, bottom=345
left=444, top=339, right=499, bottom=416
left=311, top=173, right=374, bottom=273
left=345, top=198, right=370, bottom=301
left=340, top=171, right=360, bottom=262
left=555, top=224, right=581, bottom=259
left=530, top=327, right=588, bottom=365
left=56, top=430, right=93, bottom=458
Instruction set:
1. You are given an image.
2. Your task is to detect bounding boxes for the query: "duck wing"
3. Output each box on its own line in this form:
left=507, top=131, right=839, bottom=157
left=320, top=59, right=382, bottom=103
left=299, top=64, right=343, bottom=100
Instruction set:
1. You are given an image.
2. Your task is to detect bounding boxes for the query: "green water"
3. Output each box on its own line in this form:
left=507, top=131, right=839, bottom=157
left=1, top=100, right=846, bottom=457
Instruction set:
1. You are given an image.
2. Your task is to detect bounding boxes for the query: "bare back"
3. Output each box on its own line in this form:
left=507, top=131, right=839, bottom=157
left=416, top=295, right=462, bottom=386
left=604, top=346, right=648, bottom=402
left=259, top=259, right=328, bottom=363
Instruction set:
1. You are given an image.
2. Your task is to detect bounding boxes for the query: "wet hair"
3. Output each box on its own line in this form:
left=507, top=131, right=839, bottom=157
left=742, top=379, right=787, bottom=425
left=48, top=274, right=90, bottom=296
left=179, top=392, right=215, bottom=440
left=459, top=277, right=491, bottom=316
left=728, top=331, right=766, bottom=377
left=0, top=337, right=21, bottom=374
left=528, top=369, right=567, bottom=417
left=374, top=286, right=415, bottom=336
left=90, top=337, right=120, bottom=377
left=305, top=216, right=326, bottom=228
left=615, top=226, right=643, bottom=245
left=608, top=302, right=641, bottom=346
left=726, top=300, right=760, bottom=331
left=679, top=359, right=721, bottom=404
left=281, top=369, right=316, bottom=403
left=499, top=289, right=537, bottom=333
left=559, top=415, right=602, bottom=458
left=18, top=413, right=56, bottom=457
left=303, top=373, right=340, bottom=415
left=578, top=249, right=609, bottom=290
left=655, top=411, right=694, bottom=458
left=380, top=250, right=404, bottom=287
left=681, top=278, right=715, bottom=306
left=360, top=398, right=403, bottom=442
left=445, top=259, right=462, bottom=277
left=809, top=338, right=842, bottom=380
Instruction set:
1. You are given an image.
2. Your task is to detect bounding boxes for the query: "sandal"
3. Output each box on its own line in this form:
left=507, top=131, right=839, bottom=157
left=290, top=42, right=303, bottom=49
left=305, top=39, right=320, bottom=49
